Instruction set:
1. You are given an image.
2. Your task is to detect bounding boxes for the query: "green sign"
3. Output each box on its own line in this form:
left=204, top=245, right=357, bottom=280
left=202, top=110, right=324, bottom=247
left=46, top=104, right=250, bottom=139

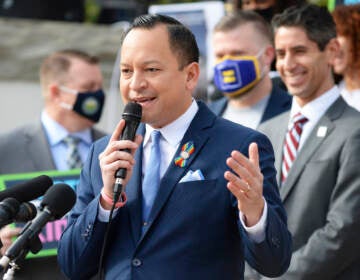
left=0, top=169, right=81, bottom=258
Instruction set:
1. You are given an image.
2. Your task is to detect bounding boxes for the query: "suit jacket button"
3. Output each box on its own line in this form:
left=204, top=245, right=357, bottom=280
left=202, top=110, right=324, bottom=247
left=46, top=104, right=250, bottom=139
left=132, top=258, right=142, bottom=267
left=271, top=237, right=280, bottom=248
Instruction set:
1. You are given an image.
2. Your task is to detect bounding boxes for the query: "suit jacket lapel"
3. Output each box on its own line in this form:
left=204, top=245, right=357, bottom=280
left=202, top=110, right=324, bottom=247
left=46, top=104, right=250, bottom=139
left=25, top=124, right=105, bottom=172
left=127, top=124, right=145, bottom=243
left=140, top=102, right=214, bottom=238
left=281, top=118, right=334, bottom=200
left=91, top=127, right=106, bottom=141
left=281, top=98, right=345, bottom=200
left=26, top=123, right=56, bottom=170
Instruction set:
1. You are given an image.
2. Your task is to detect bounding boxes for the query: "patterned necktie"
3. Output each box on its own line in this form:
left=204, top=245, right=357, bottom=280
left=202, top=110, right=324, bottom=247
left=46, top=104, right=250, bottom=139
left=281, top=113, right=308, bottom=183
left=63, top=135, right=83, bottom=169
left=142, top=130, right=161, bottom=225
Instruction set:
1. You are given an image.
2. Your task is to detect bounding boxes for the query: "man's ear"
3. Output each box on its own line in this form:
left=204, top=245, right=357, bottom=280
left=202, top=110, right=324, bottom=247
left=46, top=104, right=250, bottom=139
left=326, top=38, right=340, bottom=66
left=185, top=62, right=200, bottom=91
left=48, top=83, right=60, bottom=101
left=263, top=45, right=275, bottom=67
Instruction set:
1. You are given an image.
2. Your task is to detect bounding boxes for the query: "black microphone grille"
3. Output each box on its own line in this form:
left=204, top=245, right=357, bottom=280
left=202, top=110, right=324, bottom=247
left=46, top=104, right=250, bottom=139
left=15, top=202, right=37, bottom=222
left=19, top=175, right=53, bottom=202
left=0, top=197, right=20, bottom=216
left=41, top=183, right=76, bottom=219
left=122, top=102, right=142, bottom=121
left=0, top=175, right=53, bottom=203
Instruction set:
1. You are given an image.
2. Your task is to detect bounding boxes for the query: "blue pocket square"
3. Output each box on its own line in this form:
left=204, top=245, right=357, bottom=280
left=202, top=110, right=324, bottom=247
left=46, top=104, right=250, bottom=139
left=179, top=169, right=204, bottom=183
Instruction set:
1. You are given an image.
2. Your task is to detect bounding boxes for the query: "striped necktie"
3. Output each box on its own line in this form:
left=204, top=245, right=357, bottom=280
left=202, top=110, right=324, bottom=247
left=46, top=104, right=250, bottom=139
left=63, top=135, right=83, bottom=169
left=281, top=113, right=308, bottom=183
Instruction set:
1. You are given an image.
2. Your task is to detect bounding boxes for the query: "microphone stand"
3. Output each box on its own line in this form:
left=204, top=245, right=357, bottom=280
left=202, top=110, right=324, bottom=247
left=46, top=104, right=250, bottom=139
left=1, top=235, right=42, bottom=280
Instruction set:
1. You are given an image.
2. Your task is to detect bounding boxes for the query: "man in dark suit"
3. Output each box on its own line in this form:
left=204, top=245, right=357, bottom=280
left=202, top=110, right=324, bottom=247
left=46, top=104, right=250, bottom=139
left=258, top=4, right=360, bottom=279
left=57, top=14, right=292, bottom=280
left=0, top=49, right=106, bottom=279
left=208, top=11, right=291, bottom=130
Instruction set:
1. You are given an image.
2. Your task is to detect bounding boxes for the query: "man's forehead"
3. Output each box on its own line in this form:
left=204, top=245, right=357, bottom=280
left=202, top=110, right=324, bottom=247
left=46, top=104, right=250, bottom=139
left=275, top=26, right=310, bottom=42
left=122, top=26, right=171, bottom=53
left=125, top=25, right=168, bottom=41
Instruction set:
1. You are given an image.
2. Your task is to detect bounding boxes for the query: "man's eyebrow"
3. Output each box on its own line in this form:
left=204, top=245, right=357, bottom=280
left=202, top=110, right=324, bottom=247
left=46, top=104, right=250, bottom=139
left=120, top=60, right=161, bottom=67
left=275, top=45, right=308, bottom=52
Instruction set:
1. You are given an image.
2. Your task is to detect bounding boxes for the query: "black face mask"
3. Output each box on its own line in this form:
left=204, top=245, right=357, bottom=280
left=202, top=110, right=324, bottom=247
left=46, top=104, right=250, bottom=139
left=72, top=89, right=105, bottom=123
left=254, top=6, right=274, bottom=23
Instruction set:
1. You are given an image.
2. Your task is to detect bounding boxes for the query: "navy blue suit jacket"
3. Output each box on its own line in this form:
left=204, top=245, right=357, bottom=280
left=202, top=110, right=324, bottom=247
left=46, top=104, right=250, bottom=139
left=208, top=82, right=291, bottom=126
left=58, top=102, right=291, bottom=280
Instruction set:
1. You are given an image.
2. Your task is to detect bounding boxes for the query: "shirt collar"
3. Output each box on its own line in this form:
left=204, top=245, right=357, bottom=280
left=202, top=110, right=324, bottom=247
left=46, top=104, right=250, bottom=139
left=41, top=111, right=92, bottom=146
left=144, top=100, right=199, bottom=147
left=290, top=86, right=340, bottom=123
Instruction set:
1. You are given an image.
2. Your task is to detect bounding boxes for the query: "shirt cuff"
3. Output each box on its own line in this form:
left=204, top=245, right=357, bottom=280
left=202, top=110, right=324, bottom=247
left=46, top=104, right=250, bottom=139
left=98, top=190, right=127, bottom=222
left=239, top=197, right=268, bottom=243
left=98, top=202, right=119, bottom=222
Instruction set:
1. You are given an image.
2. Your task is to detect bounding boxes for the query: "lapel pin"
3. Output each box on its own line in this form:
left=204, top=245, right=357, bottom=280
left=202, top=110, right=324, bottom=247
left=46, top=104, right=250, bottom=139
left=317, top=126, right=327, bottom=138
left=174, top=141, right=195, bottom=168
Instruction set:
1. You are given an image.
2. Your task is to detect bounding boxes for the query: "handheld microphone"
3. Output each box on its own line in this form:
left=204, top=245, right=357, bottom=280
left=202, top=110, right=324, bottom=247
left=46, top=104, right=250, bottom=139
left=0, top=175, right=53, bottom=203
left=113, top=102, right=142, bottom=202
left=0, top=198, right=37, bottom=228
left=0, top=198, right=19, bottom=228
left=15, top=202, right=37, bottom=223
left=0, top=183, right=76, bottom=271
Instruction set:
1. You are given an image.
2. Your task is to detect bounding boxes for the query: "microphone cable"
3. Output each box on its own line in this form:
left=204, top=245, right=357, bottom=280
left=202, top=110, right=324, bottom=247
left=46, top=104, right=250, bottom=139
left=97, top=200, right=117, bottom=280
left=97, top=101, right=141, bottom=279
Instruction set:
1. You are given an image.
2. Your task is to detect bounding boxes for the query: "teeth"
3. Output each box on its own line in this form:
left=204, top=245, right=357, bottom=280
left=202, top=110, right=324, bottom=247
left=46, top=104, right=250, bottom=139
left=138, top=98, right=153, bottom=102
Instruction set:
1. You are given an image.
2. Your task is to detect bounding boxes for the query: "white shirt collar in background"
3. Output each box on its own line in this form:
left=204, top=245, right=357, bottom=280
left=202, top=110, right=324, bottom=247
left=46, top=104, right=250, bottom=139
left=41, top=111, right=93, bottom=170
left=290, top=86, right=340, bottom=149
left=41, top=111, right=92, bottom=145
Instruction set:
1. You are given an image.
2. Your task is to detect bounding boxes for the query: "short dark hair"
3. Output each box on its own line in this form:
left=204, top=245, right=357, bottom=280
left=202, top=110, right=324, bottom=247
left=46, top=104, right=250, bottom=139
left=271, top=4, right=336, bottom=51
left=214, top=10, right=273, bottom=45
left=122, top=14, right=199, bottom=69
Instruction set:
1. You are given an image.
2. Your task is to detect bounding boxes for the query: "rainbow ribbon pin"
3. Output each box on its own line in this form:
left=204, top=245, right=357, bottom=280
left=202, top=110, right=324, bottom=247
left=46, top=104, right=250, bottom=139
left=174, top=141, right=195, bottom=168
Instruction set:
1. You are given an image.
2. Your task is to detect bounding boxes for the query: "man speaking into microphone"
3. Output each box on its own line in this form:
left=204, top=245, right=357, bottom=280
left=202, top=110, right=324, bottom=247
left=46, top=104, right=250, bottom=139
left=58, top=14, right=292, bottom=280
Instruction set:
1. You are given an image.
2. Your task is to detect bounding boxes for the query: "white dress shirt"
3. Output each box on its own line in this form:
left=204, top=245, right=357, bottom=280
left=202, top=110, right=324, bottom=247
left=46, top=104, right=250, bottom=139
left=289, top=86, right=340, bottom=151
left=142, top=100, right=199, bottom=180
left=41, top=111, right=93, bottom=170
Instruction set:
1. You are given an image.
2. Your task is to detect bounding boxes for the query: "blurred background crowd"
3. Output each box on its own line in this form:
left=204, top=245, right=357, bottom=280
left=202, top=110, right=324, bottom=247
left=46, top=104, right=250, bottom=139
left=0, top=0, right=358, bottom=134
left=0, top=1, right=360, bottom=279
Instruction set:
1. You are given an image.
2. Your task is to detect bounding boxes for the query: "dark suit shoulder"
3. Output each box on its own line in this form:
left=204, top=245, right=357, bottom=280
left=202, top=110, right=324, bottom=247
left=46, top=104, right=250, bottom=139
left=261, top=83, right=292, bottom=124
left=91, top=127, right=107, bottom=141
left=212, top=114, right=272, bottom=152
left=197, top=102, right=271, bottom=151
left=207, top=96, right=228, bottom=116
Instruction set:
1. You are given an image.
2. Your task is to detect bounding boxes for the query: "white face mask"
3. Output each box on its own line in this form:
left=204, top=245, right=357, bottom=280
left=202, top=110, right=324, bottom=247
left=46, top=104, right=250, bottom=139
left=59, top=86, right=78, bottom=110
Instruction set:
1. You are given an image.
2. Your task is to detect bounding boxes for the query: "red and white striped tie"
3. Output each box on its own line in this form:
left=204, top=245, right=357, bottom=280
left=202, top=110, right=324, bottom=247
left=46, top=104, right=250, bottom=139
left=281, top=113, right=308, bottom=183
